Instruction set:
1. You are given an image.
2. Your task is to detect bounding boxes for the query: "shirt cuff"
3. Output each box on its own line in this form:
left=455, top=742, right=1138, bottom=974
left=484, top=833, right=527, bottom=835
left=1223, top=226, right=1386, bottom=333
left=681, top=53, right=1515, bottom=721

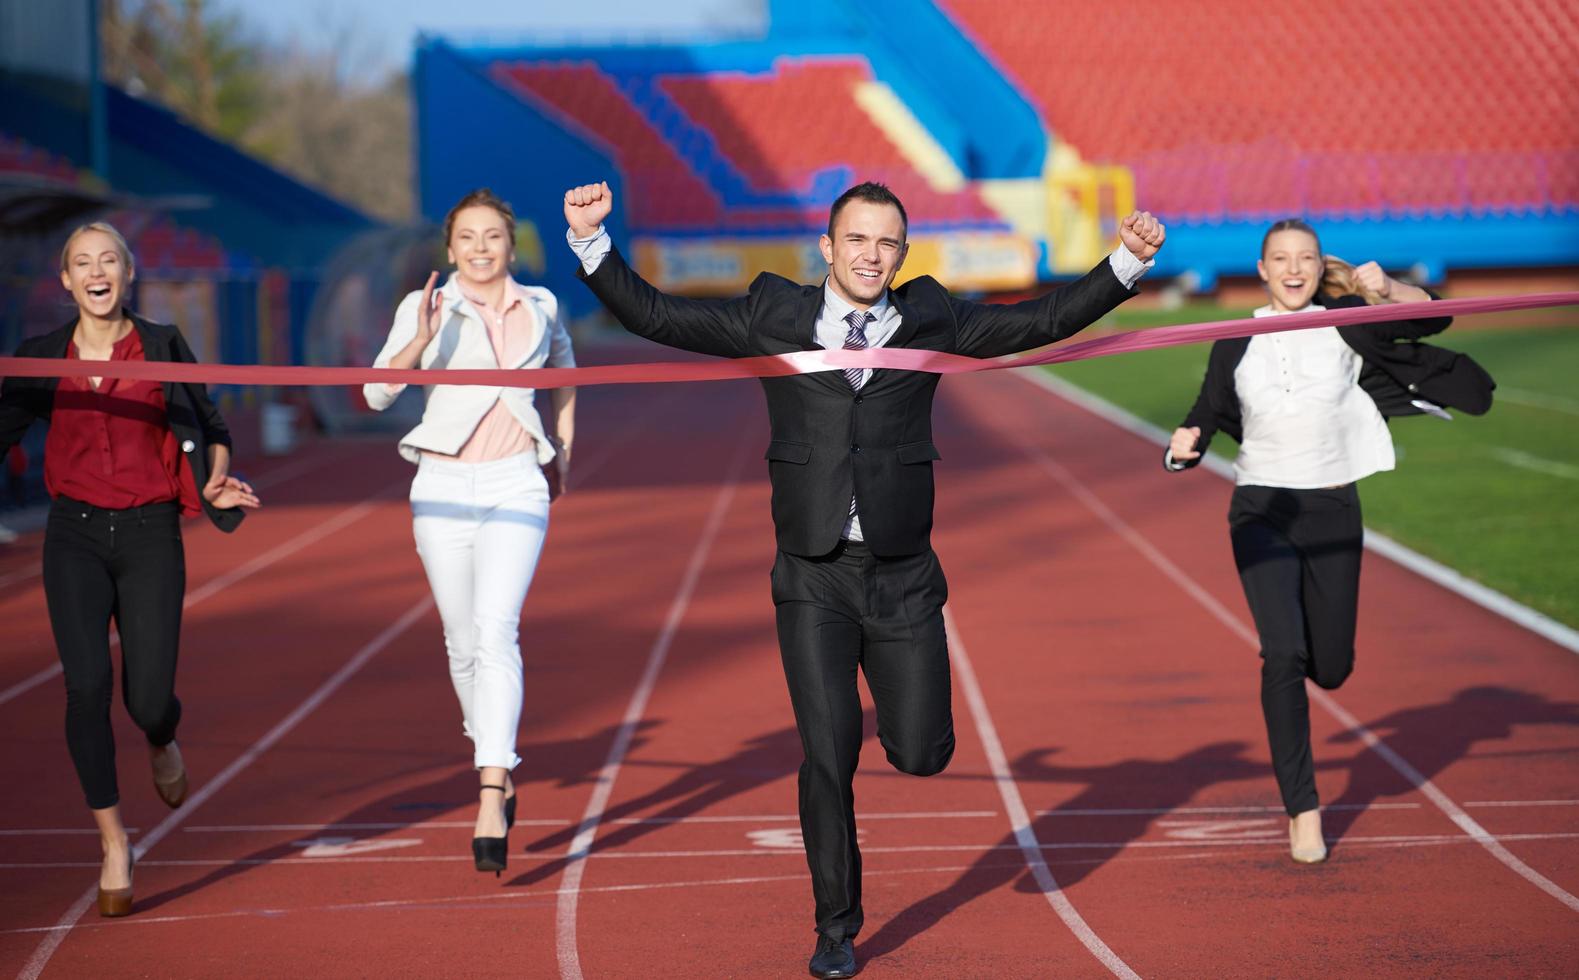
left=1108, top=247, right=1154, bottom=290
left=567, top=226, right=612, bottom=275
left=1163, top=448, right=1189, bottom=471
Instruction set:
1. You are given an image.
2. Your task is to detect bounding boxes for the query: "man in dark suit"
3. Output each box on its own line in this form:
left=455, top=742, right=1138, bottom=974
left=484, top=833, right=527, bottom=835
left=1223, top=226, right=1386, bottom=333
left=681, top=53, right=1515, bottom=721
left=564, top=180, right=1164, bottom=978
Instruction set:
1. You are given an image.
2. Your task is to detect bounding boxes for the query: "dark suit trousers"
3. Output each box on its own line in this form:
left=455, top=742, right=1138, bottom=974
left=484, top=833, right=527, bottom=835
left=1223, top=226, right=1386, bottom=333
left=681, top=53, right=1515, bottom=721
left=43, top=498, right=186, bottom=810
left=771, top=540, right=956, bottom=941
left=1229, top=484, right=1361, bottom=818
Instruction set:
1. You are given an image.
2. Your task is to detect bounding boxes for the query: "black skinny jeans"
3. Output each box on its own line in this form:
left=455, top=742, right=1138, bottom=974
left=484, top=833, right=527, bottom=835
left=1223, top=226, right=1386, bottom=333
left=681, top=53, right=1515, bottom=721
left=42, top=497, right=185, bottom=810
left=1229, top=484, right=1362, bottom=818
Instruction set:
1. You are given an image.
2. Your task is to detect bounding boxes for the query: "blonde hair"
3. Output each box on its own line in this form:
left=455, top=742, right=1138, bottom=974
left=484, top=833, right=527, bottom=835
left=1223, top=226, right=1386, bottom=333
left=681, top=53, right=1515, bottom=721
left=60, top=222, right=135, bottom=274
left=1261, top=217, right=1384, bottom=305
left=1319, top=254, right=1386, bottom=305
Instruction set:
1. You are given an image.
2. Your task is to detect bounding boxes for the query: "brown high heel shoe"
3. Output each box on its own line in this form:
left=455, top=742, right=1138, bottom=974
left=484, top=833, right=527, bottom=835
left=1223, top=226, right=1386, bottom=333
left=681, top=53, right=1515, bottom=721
left=97, top=850, right=134, bottom=918
left=152, top=743, right=188, bottom=809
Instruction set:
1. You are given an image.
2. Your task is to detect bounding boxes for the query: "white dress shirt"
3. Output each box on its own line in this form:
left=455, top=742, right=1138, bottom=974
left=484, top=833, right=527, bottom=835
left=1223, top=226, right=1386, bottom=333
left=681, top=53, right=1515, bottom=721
left=568, top=226, right=1152, bottom=539
left=1231, top=304, right=1395, bottom=488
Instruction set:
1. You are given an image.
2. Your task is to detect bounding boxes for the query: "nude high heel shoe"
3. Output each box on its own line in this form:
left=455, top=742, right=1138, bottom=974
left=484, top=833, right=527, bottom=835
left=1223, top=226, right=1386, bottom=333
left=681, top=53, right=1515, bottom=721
left=1289, top=809, right=1328, bottom=864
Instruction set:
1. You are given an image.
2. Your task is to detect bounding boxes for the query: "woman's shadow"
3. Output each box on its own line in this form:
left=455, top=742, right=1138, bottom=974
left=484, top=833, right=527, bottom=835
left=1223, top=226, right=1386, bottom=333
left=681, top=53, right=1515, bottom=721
left=510, top=712, right=876, bottom=887
left=1321, top=685, right=1579, bottom=842
left=134, top=720, right=660, bottom=914
left=859, top=739, right=1262, bottom=962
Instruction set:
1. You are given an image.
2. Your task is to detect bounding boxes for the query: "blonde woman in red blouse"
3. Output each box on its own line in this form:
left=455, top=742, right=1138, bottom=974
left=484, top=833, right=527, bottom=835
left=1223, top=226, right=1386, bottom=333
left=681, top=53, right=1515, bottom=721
left=0, top=223, right=258, bottom=917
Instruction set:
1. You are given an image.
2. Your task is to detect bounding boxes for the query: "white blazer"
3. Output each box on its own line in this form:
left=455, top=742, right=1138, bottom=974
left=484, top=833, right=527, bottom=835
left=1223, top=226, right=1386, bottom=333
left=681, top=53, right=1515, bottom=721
left=364, top=275, right=575, bottom=465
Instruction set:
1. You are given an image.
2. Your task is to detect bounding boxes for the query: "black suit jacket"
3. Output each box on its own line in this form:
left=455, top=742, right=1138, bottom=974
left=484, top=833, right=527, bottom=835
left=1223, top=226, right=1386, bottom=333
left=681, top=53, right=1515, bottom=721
left=581, top=245, right=1137, bottom=557
left=1172, top=292, right=1495, bottom=468
left=0, top=311, right=245, bottom=532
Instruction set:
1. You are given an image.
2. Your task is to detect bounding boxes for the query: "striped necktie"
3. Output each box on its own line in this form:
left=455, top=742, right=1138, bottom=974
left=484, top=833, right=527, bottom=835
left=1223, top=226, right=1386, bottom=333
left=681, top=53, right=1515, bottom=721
left=842, top=309, right=874, bottom=390
left=842, top=309, right=874, bottom=528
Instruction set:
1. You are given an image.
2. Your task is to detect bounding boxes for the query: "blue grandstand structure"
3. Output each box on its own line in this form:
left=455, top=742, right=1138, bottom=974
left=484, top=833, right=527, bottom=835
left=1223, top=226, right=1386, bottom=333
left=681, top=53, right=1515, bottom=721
left=417, top=0, right=1579, bottom=308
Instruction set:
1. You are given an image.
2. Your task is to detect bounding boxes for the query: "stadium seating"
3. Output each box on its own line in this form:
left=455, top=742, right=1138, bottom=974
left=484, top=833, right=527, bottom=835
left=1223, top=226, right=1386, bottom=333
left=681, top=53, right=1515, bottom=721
left=940, top=0, right=1579, bottom=217
left=0, top=132, right=78, bottom=183
left=659, top=56, right=1003, bottom=226
left=492, top=56, right=1005, bottom=233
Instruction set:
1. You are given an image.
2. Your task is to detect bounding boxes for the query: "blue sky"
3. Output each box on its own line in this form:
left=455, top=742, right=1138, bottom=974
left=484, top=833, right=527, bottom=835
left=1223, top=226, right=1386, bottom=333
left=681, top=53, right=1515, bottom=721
left=217, top=0, right=766, bottom=76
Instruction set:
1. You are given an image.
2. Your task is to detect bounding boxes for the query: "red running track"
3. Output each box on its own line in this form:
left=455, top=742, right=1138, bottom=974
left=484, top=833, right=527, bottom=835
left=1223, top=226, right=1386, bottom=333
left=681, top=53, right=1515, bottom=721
left=0, top=370, right=1575, bottom=978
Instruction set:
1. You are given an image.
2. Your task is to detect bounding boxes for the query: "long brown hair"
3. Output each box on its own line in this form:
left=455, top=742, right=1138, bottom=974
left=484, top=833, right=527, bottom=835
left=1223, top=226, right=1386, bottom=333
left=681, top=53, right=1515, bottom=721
left=1261, top=218, right=1383, bottom=305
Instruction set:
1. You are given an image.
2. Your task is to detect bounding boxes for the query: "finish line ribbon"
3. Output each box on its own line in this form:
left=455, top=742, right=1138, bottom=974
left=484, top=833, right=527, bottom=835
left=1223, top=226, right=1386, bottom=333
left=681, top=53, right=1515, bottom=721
left=2, top=292, right=1575, bottom=389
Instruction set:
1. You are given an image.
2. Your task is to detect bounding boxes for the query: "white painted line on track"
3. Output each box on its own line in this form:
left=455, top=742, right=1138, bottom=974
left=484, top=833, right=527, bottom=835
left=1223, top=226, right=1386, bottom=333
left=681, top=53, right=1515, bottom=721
left=946, top=606, right=1141, bottom=979
left=0, top=444, right=361, bottom=597
left=0, top=486, right=399, bottom=709
left=1007, top=369, right=1579, bottom=915
left=555, top=432, right=752, bottom=980
left=1020, top=369, right=1579, bottom=656
left=9, top=828, right=1575, bottom=941
left=15, top=598, right=435, bottom=980
left=11, top=830, right=1579, bottom=873
left=1036, top=803, right=1421, bottom=816
left=1465, top=799, right=1579, bottom=808
left=175, top=810, right=1001, bottom=834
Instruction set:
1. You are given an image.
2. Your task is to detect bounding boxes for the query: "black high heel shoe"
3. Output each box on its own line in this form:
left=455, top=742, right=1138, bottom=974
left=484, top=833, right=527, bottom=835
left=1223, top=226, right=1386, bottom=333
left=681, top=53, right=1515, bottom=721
left=472, top=783, right=509, bottom=876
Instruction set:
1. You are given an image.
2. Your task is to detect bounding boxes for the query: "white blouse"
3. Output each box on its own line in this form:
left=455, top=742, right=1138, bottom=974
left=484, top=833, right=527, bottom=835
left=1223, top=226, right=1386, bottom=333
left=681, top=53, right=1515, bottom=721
left=1232, top=304, right=1395, bottom=489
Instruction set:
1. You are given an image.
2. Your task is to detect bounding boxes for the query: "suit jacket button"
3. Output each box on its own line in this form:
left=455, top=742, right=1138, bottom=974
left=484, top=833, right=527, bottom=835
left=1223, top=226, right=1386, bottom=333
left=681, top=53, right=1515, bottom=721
left=181, top=439, right=196, bottom=453
left=851, top=444, right=861, bottom=453
left=853, top=395, right=863, bottom=404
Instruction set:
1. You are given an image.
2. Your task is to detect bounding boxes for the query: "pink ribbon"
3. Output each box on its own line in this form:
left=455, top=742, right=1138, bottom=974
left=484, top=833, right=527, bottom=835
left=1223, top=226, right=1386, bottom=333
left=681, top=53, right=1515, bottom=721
left=3, top=292, right=1574, bottom=389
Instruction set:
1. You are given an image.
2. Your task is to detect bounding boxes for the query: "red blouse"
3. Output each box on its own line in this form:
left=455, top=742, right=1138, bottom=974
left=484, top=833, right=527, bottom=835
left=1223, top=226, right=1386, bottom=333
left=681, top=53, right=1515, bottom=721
left=45, top=330, right=201, bottom=514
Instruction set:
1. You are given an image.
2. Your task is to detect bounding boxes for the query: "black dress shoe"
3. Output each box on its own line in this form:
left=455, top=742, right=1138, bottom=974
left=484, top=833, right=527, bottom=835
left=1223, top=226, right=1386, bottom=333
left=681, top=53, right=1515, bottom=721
left=808, top=935, right=857, bottom=979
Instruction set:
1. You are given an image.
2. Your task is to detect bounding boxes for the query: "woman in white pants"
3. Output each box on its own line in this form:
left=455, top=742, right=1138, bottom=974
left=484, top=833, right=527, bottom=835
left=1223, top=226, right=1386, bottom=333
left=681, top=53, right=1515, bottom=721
left=364, top=188, right=576, bottom=875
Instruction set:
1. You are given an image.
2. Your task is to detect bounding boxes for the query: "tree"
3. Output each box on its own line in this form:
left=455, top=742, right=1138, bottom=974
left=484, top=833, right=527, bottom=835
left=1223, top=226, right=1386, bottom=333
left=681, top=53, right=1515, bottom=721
left=99, top=0, right=411, bottom=221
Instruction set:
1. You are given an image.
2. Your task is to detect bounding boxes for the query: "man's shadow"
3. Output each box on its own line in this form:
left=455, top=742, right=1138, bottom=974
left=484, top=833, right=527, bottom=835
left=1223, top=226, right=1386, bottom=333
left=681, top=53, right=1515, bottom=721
left=1322, top=685, right=1579, bottom=842
left=134, top=721, right=659, bottom=914
left=860, top=740, right=1262, bottom=962
left=510, top=712, right=876, bottom=887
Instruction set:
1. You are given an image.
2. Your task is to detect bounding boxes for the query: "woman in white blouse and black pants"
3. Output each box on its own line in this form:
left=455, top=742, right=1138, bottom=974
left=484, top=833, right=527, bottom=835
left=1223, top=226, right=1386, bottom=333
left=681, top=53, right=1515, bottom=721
left=364, top=189, right=576, bottom=875
left=1165, top=218, right=1492, bottom=864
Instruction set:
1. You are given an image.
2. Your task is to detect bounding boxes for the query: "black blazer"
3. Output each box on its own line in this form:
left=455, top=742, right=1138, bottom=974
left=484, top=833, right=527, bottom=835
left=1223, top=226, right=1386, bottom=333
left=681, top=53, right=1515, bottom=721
left=1171, top=292, right=1495, bottom=469
left=581, top=245, right=1137, bottom=557
left=0, top=311, right=245, bottom=532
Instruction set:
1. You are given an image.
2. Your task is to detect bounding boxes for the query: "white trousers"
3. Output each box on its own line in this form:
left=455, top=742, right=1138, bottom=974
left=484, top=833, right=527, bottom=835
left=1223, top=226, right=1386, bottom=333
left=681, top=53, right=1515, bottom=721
left=410, top=452, right=550, bottom=770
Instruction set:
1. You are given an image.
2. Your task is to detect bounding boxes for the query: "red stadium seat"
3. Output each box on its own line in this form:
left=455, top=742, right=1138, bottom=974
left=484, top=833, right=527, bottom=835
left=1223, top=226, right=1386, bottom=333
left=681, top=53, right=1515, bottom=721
left=940, top=0, right=1579, bottom=216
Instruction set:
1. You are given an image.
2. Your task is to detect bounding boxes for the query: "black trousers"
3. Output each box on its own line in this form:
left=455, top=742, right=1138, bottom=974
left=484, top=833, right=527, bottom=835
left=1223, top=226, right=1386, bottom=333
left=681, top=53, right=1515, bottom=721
left=42, top=497, right=186, bottom=810
left=771, top=540, right=955, bottom=942
left=1229, top=484, right=1362, bottom=817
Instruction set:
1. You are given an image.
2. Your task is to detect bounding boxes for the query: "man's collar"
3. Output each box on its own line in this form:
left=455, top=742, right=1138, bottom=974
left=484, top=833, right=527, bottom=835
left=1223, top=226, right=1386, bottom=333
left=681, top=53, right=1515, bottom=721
left=820, top=277, right=891, bottom=323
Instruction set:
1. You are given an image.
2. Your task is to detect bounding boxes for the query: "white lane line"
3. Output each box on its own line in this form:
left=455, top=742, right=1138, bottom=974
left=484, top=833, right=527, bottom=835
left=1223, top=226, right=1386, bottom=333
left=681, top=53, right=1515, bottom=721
left=1037, top=803, right=1420, bottom=817
left=178, top=810, right=1000, bottom=834
left=11, top=830, right=1579, bottom=873
left=16, top=598, right=434, bottom=980
left=1022, top=370, right=1579, bottom=655
left=555, top=433, right=751, bottom=980
left=1465, top=799, right=1579, bottom=808
left=1496, top=387, right=1579, bottom=416
left=0, top=489, right=395, bottom=709
left=1491, top=447, right=1579, bottom=481
left=946, top=607, right=1140, bottom=979
left=0, top=445, right=358, bottom=595
left=0, top=828, right=141, bottom=837
left=1008, top=370, right=1579, bottom=915
left=10, top=829, right=1570, bottom=940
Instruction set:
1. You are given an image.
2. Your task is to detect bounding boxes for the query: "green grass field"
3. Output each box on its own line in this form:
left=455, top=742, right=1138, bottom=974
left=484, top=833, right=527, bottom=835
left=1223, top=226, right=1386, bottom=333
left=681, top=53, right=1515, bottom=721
left=1045, top=309, right=1579, bottom=628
